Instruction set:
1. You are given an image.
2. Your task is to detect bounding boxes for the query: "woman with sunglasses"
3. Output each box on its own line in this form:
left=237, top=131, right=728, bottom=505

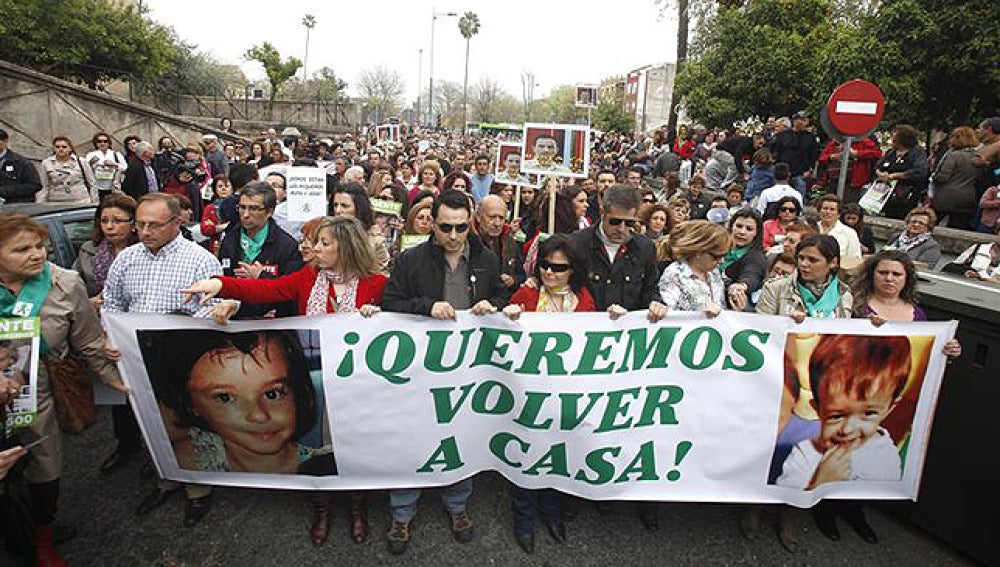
left=762, top=196, right=800, bottom=248
left=85, top=132, right=127, bottom=196
left=657, top=220, right=732, bottom=316
left=501, top=234, right=594, bottom=554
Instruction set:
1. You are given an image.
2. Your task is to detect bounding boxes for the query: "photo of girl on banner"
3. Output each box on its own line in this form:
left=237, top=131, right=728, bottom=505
left=137, top=329, right=335, bottom=476
left=494, top=142, right=539, bottom=187
left=520, top=123, right=590, bottom=178
left=769, top=333, right=933, bottom=490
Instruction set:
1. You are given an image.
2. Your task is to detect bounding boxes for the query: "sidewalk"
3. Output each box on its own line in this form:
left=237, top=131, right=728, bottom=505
left=34, top=409, right=977, bottom=566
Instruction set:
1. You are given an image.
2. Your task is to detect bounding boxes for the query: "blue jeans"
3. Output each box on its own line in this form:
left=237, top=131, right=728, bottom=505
left=509, top=484, right=563, bottom=537
left=389, top=478, right=474, bottom=523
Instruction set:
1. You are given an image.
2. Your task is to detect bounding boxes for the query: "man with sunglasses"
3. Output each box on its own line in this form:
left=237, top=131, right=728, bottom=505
left=381, top=189, right=509, bottom=555
left=570, top=183, right=668, bottom=530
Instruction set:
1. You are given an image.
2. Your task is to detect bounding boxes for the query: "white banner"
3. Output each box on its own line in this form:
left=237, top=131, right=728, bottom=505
left=104, top=311, right=954, bottom=507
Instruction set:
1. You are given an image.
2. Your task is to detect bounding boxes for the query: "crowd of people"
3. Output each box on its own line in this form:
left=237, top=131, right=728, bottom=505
left=0, top=112, right=996, bottom=563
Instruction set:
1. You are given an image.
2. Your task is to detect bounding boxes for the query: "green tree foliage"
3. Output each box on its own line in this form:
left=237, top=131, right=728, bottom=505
left=357, top=66, right=405, bottom=124
left=673, top=0, right=1000, bottom=132
left=0, top=0, right=176, bottom=89
left=674, top=0, right=833, bottom=128
left=146, top=41, right=247, bottom=98
left=593, top=101, right=635, bottom=133
left=244, top=42, right=303, bottom=118
left=539, top=85, right=579, bottom=123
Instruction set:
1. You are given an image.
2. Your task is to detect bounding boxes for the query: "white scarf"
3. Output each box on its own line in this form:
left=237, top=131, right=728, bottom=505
left=305, top=270, right=359, bottom=315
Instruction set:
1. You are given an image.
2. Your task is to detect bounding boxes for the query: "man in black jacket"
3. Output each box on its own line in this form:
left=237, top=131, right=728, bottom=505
left=570, top=184, right=668, bottom=531
left=769, top=111, right=819, bottom=194
left=0, top=129, right=42, bottom=203
left=121, top=141, right=158, bottom=200
left=217, top=181, right=303, bottom=318
left=380, top=190, right=507, bottom=555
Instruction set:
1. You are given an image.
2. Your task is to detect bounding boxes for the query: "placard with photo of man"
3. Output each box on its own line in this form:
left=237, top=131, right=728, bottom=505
left=520, top=123, right=590, bottom=179
left=575, top=85, right=598, bottom=109
left=494, top=142, right=539, bottom=187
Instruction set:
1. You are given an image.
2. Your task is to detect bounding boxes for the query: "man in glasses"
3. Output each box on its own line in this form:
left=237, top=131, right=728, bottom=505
left=102, top=193, right=231, bottom=526
left=570, top=183, right=668, bottom=529
left=216, top=181, right=303, bottom=319
left=381, top=189, right=509, bottom=555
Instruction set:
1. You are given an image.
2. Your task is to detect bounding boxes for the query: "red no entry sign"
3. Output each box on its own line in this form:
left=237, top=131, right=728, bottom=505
left=827, top=80, right=885, bottom=137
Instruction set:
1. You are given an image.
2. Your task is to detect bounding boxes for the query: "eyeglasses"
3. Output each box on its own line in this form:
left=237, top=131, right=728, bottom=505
left=100, top=218, right=133, bottom=226
left=436, top=222, right=469, bottom=234
left=135, top=217, right=176, bottom=231
left=606, top=217, right=638, bottom=228
left=779, top=207, right=798, bottom=213
left=238, top=204, right=268, bottom=213
left=539, top=260, right=571, bottom=273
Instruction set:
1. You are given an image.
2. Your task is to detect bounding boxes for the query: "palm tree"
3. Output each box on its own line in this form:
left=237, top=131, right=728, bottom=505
left=458, top=12, right=480, bottom=131
left=302, top=14, right=317, bottom=86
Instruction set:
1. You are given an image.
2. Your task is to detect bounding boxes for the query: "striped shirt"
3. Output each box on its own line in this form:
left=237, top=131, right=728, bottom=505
left=102, top=234, right=222, bottom=316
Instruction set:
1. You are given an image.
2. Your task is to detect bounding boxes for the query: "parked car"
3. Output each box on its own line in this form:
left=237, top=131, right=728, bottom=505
left=4, top=203, right=97, bottom=268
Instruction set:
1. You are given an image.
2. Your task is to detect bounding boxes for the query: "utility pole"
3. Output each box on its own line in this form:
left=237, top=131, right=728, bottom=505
left=417, top=48, right=424, bottom=126
left=521, top=71, right=536, bottom=122
left=302, top=14, right=317, bottom=85
left=429, top=8, right=458, bottom=129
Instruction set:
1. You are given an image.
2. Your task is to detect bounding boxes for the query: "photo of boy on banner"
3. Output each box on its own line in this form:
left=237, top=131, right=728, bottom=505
left=520, top=124, right=590, bottom=178
left=575, top=85, right=598, bottom=109
left=770, top=333, right=933, bottom=490
left=494, top=142, right=538, bottom=187
left=137, top=329, right=335, bottom=476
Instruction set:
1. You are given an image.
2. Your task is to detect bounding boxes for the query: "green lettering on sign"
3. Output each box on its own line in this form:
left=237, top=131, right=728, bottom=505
left=416, top=436, right=464, bottom=472
left=722, top=330, right=770, bottom=371
left=424, top=329, right=475, bottom=372
left=490, top=432, right=529, bottom=468
left=614, top=441, right=659, bottom=483
left=365, top=331, right=415, bottom=384
left=574, top=446, right=621, bottom=485
left=593, top=387, right=642, bottom=433
left=429, top=383, right=476, bottom=424
left=470, top=381, right=515, bottom=415
left=572, top=331, right=623, bottom=375
left=516, top=332, right=572, bottom=375
left=471, top=327, right=523, bottom=371
left=678, top=326, right=723, bottom=370
left=617, top=327, right=680, bottom=372
left=523, top=443, right=570, bottom=477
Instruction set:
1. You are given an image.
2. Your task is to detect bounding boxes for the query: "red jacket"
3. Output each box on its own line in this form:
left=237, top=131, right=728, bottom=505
left=509, top=286, right=597, bottom=312
left=674, top=139, right=696, bottom=160
left=217, top=265, right=388, bottom=315
left=817, top=137, right=882, bottom=189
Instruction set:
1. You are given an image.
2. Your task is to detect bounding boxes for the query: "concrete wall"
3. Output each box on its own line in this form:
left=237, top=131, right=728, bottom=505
left=0, top=60, right=239, bottom=165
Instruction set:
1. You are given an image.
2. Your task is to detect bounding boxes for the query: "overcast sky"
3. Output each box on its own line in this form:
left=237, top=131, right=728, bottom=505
left=145, top=0, right=679, bottom=103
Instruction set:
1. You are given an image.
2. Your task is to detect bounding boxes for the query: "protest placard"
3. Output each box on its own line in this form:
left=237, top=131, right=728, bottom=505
left=286, top=167, right=328, bottom=222
left=1, top=317, right=41, bottom=430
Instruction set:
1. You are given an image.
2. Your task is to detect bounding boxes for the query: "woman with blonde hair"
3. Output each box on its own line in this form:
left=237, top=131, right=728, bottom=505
left=657, top=220, right=732, bottom=315
left=931, top=125, right=980, bottom=230
left=667, top=194, right=691, bottom=226
left=182, top=215, right=388, bottom=547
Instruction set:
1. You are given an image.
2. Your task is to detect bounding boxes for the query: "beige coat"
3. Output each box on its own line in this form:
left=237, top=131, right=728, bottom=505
left=25, top=264, right=121, bottom=483
left=756, top=273, right=854, bottom=318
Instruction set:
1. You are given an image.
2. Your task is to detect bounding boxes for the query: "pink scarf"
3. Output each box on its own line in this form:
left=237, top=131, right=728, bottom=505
left=305, top=270, right=359, bottom=316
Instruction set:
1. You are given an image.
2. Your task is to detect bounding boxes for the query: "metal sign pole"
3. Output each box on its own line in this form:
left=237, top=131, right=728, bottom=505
left=836, top=136, right=853, bottom=201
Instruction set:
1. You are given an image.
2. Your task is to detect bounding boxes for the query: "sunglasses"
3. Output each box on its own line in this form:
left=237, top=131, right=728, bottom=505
left=539, top=260, right=571, bottom=273
left=643, top=198, right=655, bottom=203
left=607, top=217, right=638, bottom=228
left=96, top=139, right=110, bottom=144
left=779, top=207, right=798, bottom=213
left=436, top=222, right=469, bottom=234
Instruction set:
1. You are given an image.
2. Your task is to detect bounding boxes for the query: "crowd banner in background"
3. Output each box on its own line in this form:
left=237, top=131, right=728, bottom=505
left=520, top=123, right=590, bottom=178
left=1, top=317, right=41, bottom=430
left=103, top=311, right=955, bottom=508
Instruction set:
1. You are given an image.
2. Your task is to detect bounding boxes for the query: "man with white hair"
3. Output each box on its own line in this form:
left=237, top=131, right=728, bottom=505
left=343, top=166, right=366, bottom=184
left=202, top=134, right=229, bottom=177
left=121, top=141, right=159, bottom=199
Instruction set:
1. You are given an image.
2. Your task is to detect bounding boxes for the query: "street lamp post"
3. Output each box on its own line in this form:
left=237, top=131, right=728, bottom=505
left=417, top=48, right=423, bottom=126
left=429, top=8, right=458, bottom=129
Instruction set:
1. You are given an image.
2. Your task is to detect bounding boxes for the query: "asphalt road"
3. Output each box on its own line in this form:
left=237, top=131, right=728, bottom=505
left=5, top=409, right=978, bottom=567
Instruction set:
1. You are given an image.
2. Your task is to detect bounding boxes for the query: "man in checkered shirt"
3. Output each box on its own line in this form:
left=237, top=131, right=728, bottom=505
left=102, top=193, right=229, bottom=527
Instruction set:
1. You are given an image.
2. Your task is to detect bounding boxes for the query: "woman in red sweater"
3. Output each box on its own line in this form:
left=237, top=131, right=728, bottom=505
left=182, top=215, right=386, bottom=547
left=500, top=234, right=593, bottom=554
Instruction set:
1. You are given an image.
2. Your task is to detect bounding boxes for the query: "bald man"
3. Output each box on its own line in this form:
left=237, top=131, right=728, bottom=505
left=477, top=195, right=525, bottom=289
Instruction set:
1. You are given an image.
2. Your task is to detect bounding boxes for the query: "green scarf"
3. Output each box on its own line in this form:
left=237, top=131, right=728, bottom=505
left=796, top=277, right=841, bottom=319
left=1, top=263, right=52, bottom=354
left=718, top=246, right=749, bottom=272
left=240, top=223, right=269, bottom=263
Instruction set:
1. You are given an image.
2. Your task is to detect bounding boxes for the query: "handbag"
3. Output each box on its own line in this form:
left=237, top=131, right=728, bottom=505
left=43, top=353, right=96, bottom=434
